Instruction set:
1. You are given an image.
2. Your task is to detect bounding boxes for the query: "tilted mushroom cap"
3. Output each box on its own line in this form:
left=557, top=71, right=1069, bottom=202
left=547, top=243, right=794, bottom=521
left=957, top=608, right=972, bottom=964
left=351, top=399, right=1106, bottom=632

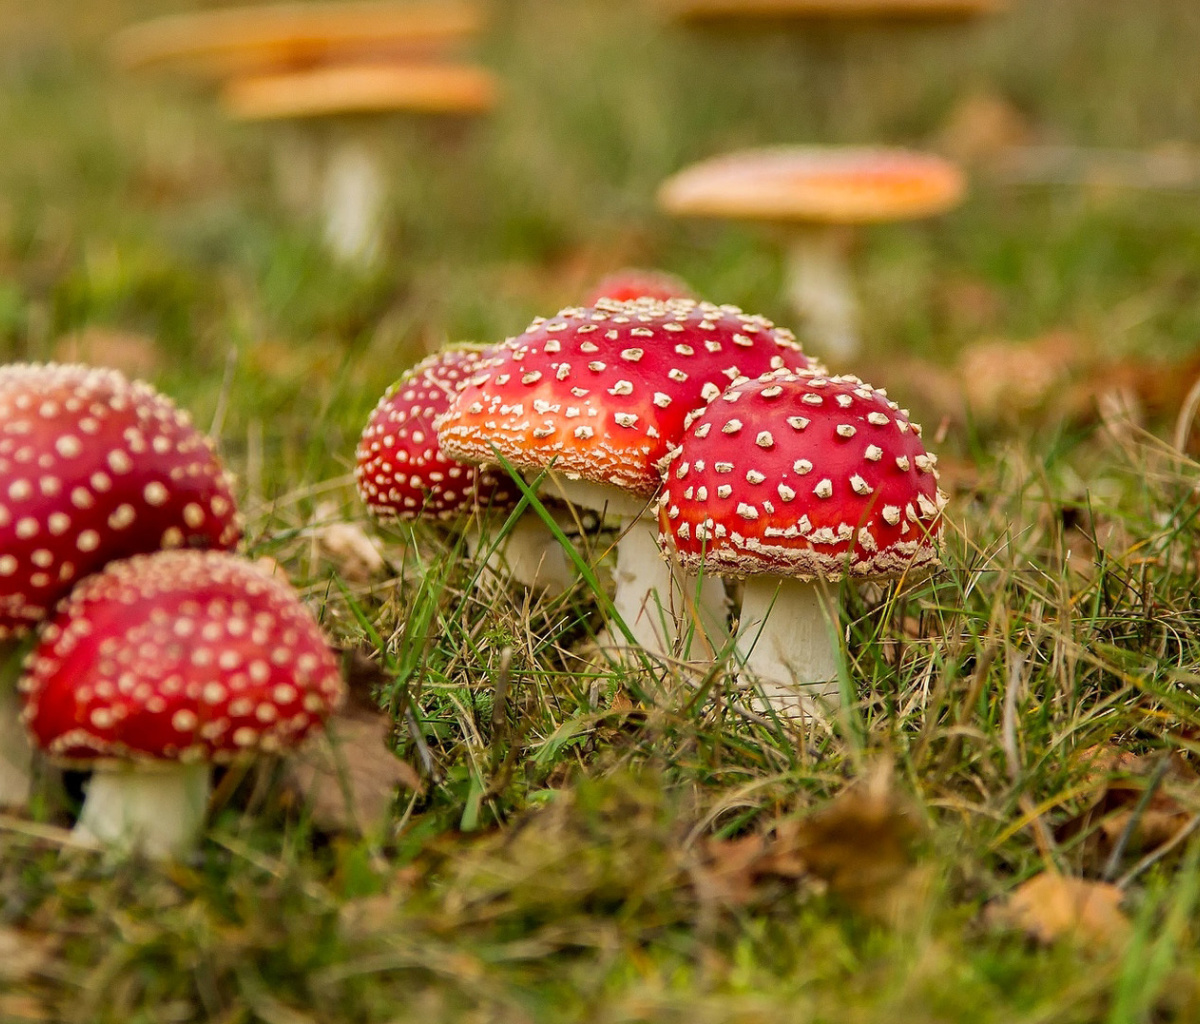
left=659, top=370, right=945, bottom=580
left=583, top=268, right=696, bottom=306
left=437, top=298, right=821, bottom=498
left=222, top=61, right=498, bottom=121
left=658, top=146, right=965, bottom=225
left=355, top=347, right=520, bottom=521
left=0, top=364, right=240, bottom=639
left=19, top=550, right=345, bottom=765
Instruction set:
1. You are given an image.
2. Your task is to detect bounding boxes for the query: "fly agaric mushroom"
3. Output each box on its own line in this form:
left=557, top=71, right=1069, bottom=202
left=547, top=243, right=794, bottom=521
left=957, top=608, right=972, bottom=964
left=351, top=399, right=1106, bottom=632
left=659, top=370, right=945, bottom=716
left=112, top=0, right=484, bottom=80
left=222, top=61, right=497, bottom=264
left=583, top=268, right=696, bottom=306
left=437, top=298, right=822, bottom=657
left=355, top=347, right=575, bottom=593
left=0, top=363, right=240, bottom=809
left=662, top=0, right=1002, bottom=22
left=658, top=146, right=965, bottom=361
left=18, top=549, right=345, bottom=857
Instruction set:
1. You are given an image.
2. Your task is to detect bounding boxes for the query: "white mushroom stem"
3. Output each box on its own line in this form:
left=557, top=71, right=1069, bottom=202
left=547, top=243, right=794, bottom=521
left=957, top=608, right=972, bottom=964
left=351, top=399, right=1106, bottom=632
left=73, top=762, right=211, bottom=859
left=549, top=476, right=728, bottom=659
left=736, top=576, right=842, bottom=718
left=464, top=511, right=576, bottom=597
left=784, top=225, right=860, bottom=362
left=322, top=131, right=388, bottom=265
left=0, top=641, right=32, bottom=809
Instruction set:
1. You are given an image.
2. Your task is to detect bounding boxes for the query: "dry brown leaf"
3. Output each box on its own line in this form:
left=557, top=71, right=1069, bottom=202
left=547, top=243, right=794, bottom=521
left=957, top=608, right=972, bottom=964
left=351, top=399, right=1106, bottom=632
left=0, top=926, right=56, bottom=984
left=0, top=994, right=51, bottom=1022
left=987, top=873, right=1130, bottom=949
left=937, top=91, right=1032, bottom=166
left=957, top=332, right=1082, bottom=423
left=285, top=706, right=421, bottom=833
left=53, top=327, right=162, bottom=380
left=1056, top=747, right=1199, bottom=873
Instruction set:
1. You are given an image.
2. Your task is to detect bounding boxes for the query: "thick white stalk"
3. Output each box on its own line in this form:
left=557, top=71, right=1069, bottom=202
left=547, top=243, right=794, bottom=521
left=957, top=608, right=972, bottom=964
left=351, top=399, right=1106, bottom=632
left=785, top=225, right=860, bottom=362
left=322, top=132, right=387, bottom=265
left=73, top=762, right=211, bottom=859
left=464, top=513, right=575, bottom=595
left=737, top=576, right=842, bottom=718
left=0, top=641, right=32, bottom=809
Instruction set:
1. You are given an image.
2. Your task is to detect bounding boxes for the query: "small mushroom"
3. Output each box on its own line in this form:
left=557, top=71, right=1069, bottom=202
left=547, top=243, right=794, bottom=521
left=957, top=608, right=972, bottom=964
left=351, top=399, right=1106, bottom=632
left=659, top=369, right=945, bottom=716
left=355, top=346, right=575, bottom=593
left=18, top=550, right=345, bottom=858
left=0, top=363, right=240, bottom=809
left=658, top=146, right=965, bottom=361
left=583, top=268, right=696, bottom=306
left=437, top=298, right=823, bottom=658
left=663, top=0, right=1003, bottom=22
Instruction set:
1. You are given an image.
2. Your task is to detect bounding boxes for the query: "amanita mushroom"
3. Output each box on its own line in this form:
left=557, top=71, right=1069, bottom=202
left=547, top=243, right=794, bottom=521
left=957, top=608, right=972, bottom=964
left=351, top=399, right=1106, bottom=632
left=583, top=268, right=696, bottom=306
left=0, top=363, right=240, bottom=808
left=18, top=550, right=345, bottom=857
left=436, top=298, right=822, bottom=657
left=662, top=0, right=1003, bottom=22
left=658, top=146, right=965, bottom=361
left=659, top=370, right=945, bottom=716
left=222, top=61, right=497, bottom=264
left=355, top=347, right=575, bottom=593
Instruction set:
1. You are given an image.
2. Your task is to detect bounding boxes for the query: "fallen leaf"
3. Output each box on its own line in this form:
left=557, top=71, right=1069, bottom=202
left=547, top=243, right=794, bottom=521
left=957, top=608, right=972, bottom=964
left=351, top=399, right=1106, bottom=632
left=1056, top=747, right=1200, bottom=874
left=284, top=706, right=421, bottom=834
left=0, top=926, right=56, bottom=984
left=937, top=91, right=1032, bottom=166
left=956, top=332, right=1083, bottom=423
left=987, top=873, right=1130, bottom=949
left=53, top=327, right=162, bottom=380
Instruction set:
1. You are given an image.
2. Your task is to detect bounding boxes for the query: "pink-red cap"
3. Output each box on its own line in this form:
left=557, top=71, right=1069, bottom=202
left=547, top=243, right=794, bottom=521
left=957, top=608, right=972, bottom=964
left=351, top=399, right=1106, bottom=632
left=0, top=364, right=240, bottom=639
left=583, top=268, right=696, bottom=306
left=355, top=347, right=521, bottom=521
left=19, top=550, right=345, bottom=765
left=659, top=370, right=945, bottom=580
left=437, top=298, right=822, bottom=498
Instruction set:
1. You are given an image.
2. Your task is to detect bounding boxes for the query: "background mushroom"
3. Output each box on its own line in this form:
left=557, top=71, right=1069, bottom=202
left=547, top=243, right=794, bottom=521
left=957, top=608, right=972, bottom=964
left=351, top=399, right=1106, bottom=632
left=355, top=346, right=576, bottom=594
left=0, top=363, right=240, bottom=809
left=658, top=146, right=965, bottom=361
left=659, top=370, right=945, bottom=716
left=437, top=298, right=823, bottom=658
left=18, top=550, right=345, bottom=858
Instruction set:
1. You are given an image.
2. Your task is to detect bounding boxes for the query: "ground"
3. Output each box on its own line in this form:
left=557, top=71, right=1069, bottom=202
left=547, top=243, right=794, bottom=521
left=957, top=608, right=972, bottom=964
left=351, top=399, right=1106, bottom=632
left=2, top=0, right=1200, bottom=1021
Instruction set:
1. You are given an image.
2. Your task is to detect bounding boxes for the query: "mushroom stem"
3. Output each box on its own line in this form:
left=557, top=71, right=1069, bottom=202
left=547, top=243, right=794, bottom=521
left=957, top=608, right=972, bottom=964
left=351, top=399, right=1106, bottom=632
left=612, top=514, right=728, bottom=659
left=463, top=513, right=575, bottom=596
left=737, top=576, right=842, bottom=717
left=784, top=225, right=860, bottom=362
left=73, top=762, right=212, bottom=859
left=0, top=642, right=32, bottom=809
left=322, top=130, right=387, bottom=264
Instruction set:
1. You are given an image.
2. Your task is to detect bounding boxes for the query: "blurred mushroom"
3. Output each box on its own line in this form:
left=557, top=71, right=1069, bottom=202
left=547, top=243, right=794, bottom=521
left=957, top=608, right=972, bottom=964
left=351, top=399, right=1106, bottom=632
left=658, top=146, right=965, bottom=362
left=222, top=61, right=497, bottom=263
left=583, top=268, right=697, bottom=306
left=19, top=550, right=345, bottom=858
left=659, top=370, right=944, bottom=716
left=662, top=0, right=1002, bottom=21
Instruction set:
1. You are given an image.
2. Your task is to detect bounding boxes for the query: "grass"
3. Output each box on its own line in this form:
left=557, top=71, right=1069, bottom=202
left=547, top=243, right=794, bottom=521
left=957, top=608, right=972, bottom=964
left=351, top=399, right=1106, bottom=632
left=4, top=0, right=1200, bottom=1020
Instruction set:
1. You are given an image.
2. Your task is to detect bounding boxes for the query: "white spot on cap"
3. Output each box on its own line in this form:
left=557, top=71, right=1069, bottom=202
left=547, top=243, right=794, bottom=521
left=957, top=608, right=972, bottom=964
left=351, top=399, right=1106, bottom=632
left=736, top=503, right=759, bottom=520
left=865, top=445, right=883, bottom=462
left=814, top=479, right=833, bottom=498
left=836, top=425, right=856, bottom=438
left=793, top=459, right=813, bottom=475
left=850, top=475, right=872, bottom=496
left=755, top=431, right=774, bottom=448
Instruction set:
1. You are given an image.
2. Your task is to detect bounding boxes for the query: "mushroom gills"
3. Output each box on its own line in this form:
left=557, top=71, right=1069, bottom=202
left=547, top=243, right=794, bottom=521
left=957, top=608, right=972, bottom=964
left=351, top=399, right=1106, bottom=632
left=736, top=576, right=841, bottom=717
left=73, top=761, right=212, bottom=859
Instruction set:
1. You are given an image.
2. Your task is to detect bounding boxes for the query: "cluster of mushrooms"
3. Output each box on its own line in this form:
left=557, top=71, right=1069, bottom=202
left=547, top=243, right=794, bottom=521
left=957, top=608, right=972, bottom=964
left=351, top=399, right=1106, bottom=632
left=0, top=363, right=345, bottom=858
left=356, top=274, right=948, bottom=719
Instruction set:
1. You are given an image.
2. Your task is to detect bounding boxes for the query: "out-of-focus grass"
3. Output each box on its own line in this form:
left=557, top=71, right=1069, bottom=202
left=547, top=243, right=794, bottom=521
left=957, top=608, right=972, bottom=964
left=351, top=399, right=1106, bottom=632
left=4, top=0, right=1200, bottom=1021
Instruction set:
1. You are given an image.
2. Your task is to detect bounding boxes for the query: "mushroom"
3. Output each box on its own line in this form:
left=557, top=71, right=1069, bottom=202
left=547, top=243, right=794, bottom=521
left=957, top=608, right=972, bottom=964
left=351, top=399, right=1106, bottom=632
left=658, top=146, right=965, bottom=361
left=436, top=298, right=822, bottom=658
left=658, top=369, right=945, bottom=716
left=221, top=61, right=497, bottom=264
left=0, top=363, right=240, bottom=808
left=112, top=0, right=484, bottom=81
left=18, top=550, right=345, bottom=858
left=355, top=346, right=575, bottom=594
left=583, top=268, right=697, bottom=306
left=662, top=0, right=1003, bottom=22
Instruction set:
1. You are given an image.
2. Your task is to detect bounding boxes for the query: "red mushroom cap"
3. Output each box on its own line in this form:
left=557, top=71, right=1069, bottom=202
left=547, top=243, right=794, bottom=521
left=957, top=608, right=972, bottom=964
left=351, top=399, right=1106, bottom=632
left=19, top=550, right=345, bottom=765
left=0, top=364, right=240, bottom=639
left=437, top=298, right=822, bottom=498
left=659, top=370, right=945, bottom=580
left=355, top=347, right=520, bottom=521
left=583, top=269, right=696, bottom=306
